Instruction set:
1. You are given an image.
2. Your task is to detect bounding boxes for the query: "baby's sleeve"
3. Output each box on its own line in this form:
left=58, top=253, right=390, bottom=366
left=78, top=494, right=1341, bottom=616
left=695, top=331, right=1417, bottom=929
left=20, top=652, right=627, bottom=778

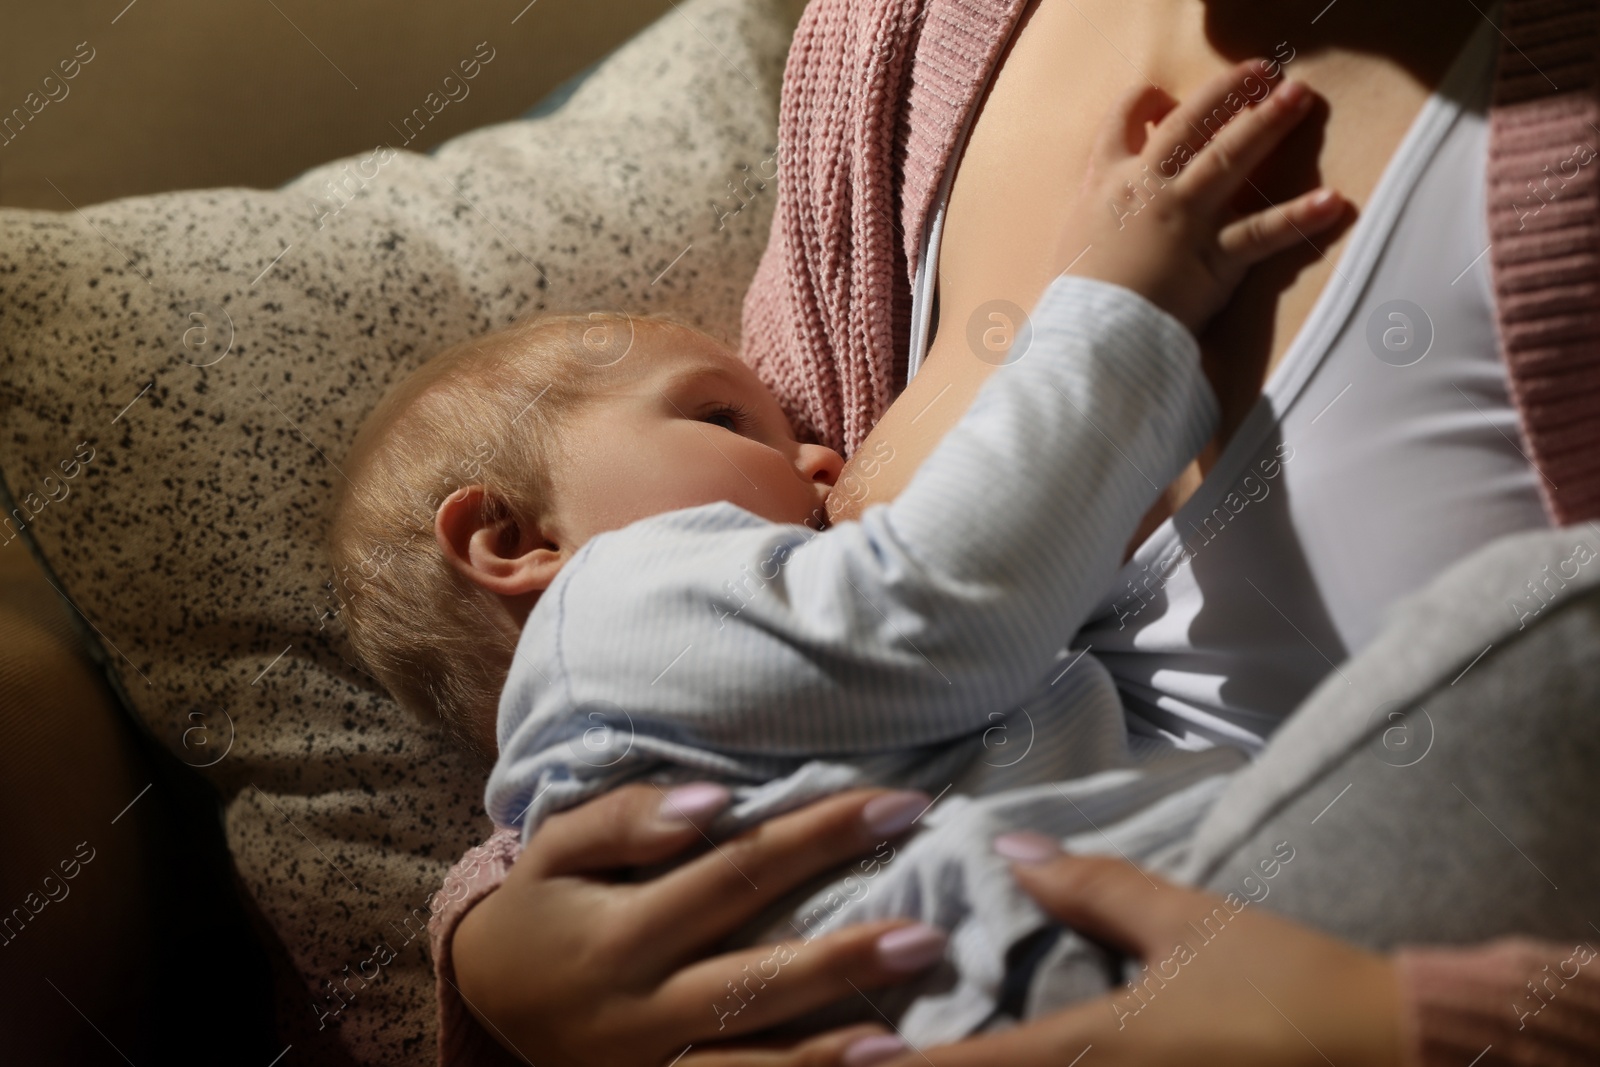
left=821, top=273, right=1218, bottom=711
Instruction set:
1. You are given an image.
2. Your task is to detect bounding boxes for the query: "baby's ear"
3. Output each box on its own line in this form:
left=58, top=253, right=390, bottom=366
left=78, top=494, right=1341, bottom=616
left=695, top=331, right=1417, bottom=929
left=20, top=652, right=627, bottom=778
left=435, top=486, right=565, bottom=596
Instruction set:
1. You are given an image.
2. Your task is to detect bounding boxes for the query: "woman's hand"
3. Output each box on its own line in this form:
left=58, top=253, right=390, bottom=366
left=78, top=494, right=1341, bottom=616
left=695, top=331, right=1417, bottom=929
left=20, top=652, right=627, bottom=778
left=1057, top=59, right=1346, bottom=334
left=451, top=782, right=946, bottom=1067
left=888, top=833, right=1405, bottom=1067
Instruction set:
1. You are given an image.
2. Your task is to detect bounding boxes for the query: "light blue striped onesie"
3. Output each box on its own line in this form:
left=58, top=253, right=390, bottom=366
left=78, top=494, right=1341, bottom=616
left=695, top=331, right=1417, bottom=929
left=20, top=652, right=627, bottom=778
left=487, top=275, right=1249, bottom=1042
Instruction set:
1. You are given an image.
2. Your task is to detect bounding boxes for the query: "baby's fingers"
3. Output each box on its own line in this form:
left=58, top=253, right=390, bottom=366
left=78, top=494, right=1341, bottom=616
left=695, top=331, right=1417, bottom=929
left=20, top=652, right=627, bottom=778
left=1091, top=84, right=1179, bottom=164
left=1217, top=187, right=1345, bottom=267
left=1144, top=59, right=1272, bottom=169
left=1178, top=79, right=1316, bottom=209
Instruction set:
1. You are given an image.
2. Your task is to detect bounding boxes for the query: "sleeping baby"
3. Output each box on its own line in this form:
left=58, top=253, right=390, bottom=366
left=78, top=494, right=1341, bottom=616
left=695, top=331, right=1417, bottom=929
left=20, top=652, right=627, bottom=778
left=329, top=67, right=1342, bottom=1043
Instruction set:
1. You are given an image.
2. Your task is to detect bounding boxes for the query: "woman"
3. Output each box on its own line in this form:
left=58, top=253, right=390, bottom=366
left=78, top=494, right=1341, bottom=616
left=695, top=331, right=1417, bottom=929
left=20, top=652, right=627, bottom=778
left=439, top=0, right=1600, bottom=1062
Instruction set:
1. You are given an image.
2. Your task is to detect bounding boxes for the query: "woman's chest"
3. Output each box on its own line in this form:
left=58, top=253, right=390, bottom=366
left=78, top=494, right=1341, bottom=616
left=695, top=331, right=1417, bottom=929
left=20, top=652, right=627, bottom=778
left=928, top=0, right=1440, bottom=442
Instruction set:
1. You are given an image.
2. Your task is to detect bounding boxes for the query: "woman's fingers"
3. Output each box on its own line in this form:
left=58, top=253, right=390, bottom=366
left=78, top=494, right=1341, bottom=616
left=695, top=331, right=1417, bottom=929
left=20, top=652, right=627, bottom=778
left=876, top=1007, right=1100, bottom=1067
left=636, top=789, right=927, bottom=960
left=993, top=835, right=1198, bottom=960
left=1217, top=186, right=1345, bottom=264
left=654, top=920, right=948, bottom=1046
left=675, top=1024, right=905, bottom=1067
left=521, top=781, right=732, bottom=878
left=1176, top=79, right=1316, bottom=209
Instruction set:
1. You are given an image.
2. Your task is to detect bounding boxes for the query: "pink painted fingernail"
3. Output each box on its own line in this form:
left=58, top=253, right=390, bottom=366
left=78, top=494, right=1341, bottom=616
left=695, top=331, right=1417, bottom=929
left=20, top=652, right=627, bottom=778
left=876, top=924, right=947, bottom=972
left=862, top=792, right=929, bottom=837
left=657, top=783, right=730, bottom=824
left=1310, top=188, right=1340, bottom=210
left=1277, top=79, right=1308, bottom=109
left=993, top=831, right=1061, bottom=864
left=843, top=1035, right=909, bottom=1067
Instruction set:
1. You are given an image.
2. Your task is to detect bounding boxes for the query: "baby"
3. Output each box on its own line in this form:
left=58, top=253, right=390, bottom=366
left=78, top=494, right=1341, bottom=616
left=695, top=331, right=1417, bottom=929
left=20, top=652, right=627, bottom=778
left=330, top=64, right=1342, bottom=1042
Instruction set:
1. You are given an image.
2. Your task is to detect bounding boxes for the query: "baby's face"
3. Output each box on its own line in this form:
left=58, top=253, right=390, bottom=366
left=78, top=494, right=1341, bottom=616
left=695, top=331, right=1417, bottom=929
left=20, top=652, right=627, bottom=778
left=544, top=326, right=844, bottom=547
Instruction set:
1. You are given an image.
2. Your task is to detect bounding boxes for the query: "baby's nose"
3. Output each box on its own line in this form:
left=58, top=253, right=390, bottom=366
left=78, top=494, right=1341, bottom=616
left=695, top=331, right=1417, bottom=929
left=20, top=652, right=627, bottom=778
left=798, top=443, right=845, bottom=487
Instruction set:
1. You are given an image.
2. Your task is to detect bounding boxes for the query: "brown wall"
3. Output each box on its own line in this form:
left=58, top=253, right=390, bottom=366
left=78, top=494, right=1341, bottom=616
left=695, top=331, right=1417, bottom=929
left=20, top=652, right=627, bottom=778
left=0, top=0, right=672, bottom=210
left=0, top=4, right=677, bottom=1060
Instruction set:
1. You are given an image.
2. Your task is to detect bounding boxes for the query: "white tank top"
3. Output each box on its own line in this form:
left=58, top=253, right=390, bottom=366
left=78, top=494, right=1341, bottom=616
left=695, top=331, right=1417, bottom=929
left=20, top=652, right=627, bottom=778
left=905, top=15, right=1550, bottom=752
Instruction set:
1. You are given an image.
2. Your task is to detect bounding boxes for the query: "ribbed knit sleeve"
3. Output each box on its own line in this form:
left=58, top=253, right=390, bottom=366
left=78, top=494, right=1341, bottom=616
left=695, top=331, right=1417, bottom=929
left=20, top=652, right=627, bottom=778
left=739, top=0, right=1029, bottom=454
left=429, top=829, right=523, bottom=1067
left=1397, top=938, right=1600, bottom=1065
left=1485, top=0, right=1600, bottom=524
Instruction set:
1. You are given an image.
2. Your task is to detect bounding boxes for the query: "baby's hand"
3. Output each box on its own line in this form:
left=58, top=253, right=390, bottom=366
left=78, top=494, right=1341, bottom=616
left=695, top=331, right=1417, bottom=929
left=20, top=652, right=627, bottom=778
left=1055, top=60, right=1344, bottom=333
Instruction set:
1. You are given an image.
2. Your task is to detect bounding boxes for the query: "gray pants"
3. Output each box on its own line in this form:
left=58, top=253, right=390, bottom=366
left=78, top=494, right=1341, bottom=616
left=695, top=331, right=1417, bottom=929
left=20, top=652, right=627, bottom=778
left=1179, top=524, right=1600, bottom=946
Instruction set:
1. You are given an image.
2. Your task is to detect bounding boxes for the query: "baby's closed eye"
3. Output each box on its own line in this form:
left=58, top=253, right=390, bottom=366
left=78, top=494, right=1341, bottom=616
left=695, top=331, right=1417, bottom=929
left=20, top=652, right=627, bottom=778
left=701, top=403, right=752, bottom=433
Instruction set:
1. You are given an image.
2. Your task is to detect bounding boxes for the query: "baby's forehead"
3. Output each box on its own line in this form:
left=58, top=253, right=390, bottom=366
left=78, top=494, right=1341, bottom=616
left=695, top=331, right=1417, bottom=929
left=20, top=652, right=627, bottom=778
left=633, top=319, right=735, bottom=361
left=608, top=322, right=757, bottom=386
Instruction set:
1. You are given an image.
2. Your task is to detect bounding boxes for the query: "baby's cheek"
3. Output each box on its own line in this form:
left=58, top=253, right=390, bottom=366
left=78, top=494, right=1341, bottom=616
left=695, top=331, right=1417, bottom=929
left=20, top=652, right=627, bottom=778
left=735, top=460, right=803, bottom=523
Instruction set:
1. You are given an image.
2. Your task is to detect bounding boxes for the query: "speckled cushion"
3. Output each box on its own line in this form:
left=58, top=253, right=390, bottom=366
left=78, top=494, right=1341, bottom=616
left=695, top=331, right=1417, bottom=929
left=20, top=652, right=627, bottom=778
left=0, top=0, right=794, bottom=1060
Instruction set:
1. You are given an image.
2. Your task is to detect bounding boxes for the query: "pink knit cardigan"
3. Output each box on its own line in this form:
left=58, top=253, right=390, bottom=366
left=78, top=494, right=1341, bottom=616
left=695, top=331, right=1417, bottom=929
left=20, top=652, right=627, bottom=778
left=432, top=1, right=1600, bottom=1063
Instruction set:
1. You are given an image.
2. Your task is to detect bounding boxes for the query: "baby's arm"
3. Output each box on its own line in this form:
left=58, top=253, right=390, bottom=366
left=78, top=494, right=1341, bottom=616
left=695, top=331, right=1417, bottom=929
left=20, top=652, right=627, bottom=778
left=720, top=274, right=1211, bottom=721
